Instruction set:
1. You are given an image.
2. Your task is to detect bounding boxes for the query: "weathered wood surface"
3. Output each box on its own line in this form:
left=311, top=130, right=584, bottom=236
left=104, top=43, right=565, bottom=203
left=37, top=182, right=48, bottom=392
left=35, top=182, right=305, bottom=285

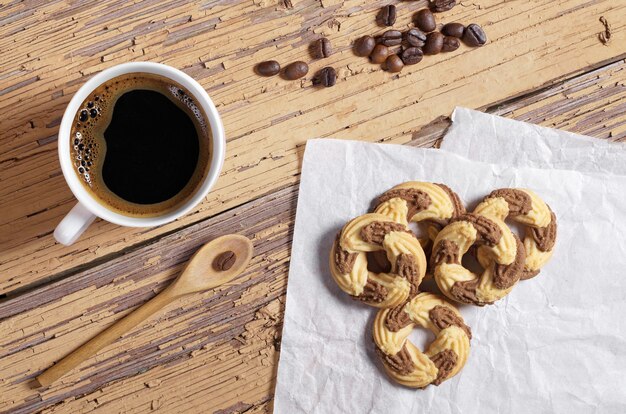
left=1, top=56, right=626, bottom=413
left=1, top=0, right=625, bottom=295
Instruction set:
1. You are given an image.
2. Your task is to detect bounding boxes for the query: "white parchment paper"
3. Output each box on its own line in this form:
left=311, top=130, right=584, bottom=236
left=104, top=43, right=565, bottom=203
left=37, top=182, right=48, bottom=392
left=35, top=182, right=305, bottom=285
left=274, top=139, right=626, bottom=414
left=441, top=107, right=626, bottom=175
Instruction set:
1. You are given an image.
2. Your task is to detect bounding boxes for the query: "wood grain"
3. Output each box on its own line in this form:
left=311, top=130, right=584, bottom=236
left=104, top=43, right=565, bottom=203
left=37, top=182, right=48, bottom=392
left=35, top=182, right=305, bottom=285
left=1, top=58, right=626, bottom=414
left=1, top=0, right=625, bottom=295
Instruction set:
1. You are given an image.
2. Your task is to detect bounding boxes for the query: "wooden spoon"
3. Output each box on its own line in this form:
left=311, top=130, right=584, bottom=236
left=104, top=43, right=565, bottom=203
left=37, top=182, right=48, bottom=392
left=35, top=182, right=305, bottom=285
left=35, top=234, right=254, bottom=387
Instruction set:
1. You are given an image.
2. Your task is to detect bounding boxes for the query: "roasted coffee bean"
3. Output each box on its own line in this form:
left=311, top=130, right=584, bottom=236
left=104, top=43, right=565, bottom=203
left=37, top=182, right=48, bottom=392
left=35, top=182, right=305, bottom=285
left=462, top=23, right=487, bottom=47
left=401, top=47, right=424, bottom=65
left=313, top=67, right=337, bottom=87
left=385, top=54, right=404, bottom=73
left=379, top=30, right=403, bottom=46
left=414, top=9, right=436, bottom=32
left=430, top=0, right=456, bottom=12
left=441, top=22, right=465, bottom=38
left=283, top=61, right=309, bottom=80
left=423, top=32, right=444, bottom=55
left=370, top=44, right=389, bottom=64
left=256, top=60, right=280, bottom=76
left=354, top=35, right=376, bottom=57
left=404, top=28, right=427, bottom=47
left=313, top=37, right=332, bottom=58
left=379, top=5, right=396, bottom=27
left=441, top=36, right=460, bottom=52
left=213, top=251, right=236, bottom=271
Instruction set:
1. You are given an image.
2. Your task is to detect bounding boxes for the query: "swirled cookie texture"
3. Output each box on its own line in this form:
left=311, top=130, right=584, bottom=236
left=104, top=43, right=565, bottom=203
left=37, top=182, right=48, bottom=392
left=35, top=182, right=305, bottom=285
left=329, top=183, right=558, bottom=389
left=374, top=182, right=465, bottom=243
left=373, top=292, right=471, bottom=388
left=330, top=213, right=427, bottom=308
left=431, top=208, right=526, bottom=305
left=475, top=188, right=557, bottom=279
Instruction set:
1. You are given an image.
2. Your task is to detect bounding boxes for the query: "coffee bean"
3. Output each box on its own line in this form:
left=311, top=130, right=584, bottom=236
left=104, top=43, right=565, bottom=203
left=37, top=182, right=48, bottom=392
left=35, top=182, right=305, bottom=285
left=405, top=28, right=427, bottom=47
left=462, top=23, right=487, bottom=47
left=354, top=35, right=376, bottom=57
left=441, top=36, right=460, bottom=52
left=430, top=0, right=456, bottom=12
left=313, top=67, right=337, bottom=87
left=401, top=47, right=424, bottom=65
left=378, top=5, right=396, bottom=27
left=385, top=54, right=404, bottom=73
left=313, top=37, right=332, bottom=58
left=423, top=32, right=444, bottom=55
left=256, top=60, right=280, bottom=76
left=369, top=44, right=389, bottom=63
left=213, top=250, right=236, bottom=271
left=283, top=61, right=309, bottom=80
left=379, top=30, right=402, bottom=46
left=414, top=9, right=436, bottom=33
left=441, top=22, right=465, bottom=38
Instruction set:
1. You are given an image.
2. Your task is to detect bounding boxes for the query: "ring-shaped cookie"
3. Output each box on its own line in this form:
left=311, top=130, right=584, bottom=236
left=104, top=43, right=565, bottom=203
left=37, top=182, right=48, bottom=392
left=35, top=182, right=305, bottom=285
left=330, top=213, right=427, bottom=308
left=475, top=188, right=557, bottom=280
left=374, top=182, right=465, bottom=242
left=373, top=292, right=471, bottom=388
left=431, top=207, right=526, bottom=306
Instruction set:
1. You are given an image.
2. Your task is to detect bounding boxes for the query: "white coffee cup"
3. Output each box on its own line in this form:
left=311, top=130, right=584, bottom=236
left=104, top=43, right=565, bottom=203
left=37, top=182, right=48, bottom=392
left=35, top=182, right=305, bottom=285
left=54, top=62, right=225, bottom=246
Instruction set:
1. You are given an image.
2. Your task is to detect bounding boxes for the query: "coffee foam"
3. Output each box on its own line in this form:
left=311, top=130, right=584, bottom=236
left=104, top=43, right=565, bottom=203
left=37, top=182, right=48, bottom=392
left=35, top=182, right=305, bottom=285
left=69, top=73, right=212, bottom=217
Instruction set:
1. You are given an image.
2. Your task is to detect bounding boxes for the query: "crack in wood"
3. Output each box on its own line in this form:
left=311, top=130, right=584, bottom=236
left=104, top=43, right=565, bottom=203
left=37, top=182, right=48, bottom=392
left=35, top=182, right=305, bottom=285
left=1, top=1, right=626, bottom=412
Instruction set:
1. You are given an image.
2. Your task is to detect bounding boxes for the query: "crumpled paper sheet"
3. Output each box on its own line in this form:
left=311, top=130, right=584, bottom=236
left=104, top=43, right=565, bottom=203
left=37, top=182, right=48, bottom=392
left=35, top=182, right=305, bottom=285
left=274, top=138, right=626, bottom=413
left=441, top=107, right=626, bottom=175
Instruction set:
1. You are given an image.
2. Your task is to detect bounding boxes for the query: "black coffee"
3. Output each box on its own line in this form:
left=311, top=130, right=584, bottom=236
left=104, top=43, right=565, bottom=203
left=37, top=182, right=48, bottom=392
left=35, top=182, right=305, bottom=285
left=70, top=73, right=211, bottom=217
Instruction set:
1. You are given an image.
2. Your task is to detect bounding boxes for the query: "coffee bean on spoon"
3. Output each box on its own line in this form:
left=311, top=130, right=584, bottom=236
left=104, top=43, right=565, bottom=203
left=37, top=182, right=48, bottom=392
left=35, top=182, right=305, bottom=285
left=401, top=47, right=424, bottom=65
left=256, top=61, right=281, bottom=77
left=463, top=23, right=487, bottom=47
left=283, top=61, right=309, bottom=80
left=354, top=35, right=376, bottom=57
left=313, top=67, right=337, bottom=87
left=414, top=9, right=436, bottom=32
left=441, top=22, right=465, bottom=38
left=312, top=37, right=332, bottom=58
left=378, top=5, right=396, bottom=27
left=430, top=0, right=456, bottom=12
left=423, top=32, right=444, bottom=55
left=213, top=251, right=236, bottom=271
left=441, top=36, right=460, bottom=52
left=385, top=54, right=404, bottom=73
left=405, top=28, right=427, bottom=47
left=370, top=44, right=389, bottom=64
left=379, top=30, right=403, bottom=46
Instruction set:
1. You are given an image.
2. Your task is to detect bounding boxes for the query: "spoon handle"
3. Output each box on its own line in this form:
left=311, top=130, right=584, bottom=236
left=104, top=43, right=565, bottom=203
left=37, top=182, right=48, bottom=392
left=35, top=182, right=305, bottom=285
left=35, top=287, right=178, bottom=387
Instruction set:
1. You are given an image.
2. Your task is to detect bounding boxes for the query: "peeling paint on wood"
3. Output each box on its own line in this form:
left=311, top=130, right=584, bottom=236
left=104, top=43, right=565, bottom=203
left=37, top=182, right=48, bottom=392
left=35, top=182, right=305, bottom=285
left=1, top=1, right=626, bottom=413
left=1, top=1, right=626, bottom=295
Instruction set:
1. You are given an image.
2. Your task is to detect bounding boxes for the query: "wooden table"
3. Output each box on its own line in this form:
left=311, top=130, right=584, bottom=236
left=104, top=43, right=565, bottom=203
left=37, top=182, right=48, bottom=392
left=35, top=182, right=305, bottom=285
left=1, top=1, right=624, bottom=412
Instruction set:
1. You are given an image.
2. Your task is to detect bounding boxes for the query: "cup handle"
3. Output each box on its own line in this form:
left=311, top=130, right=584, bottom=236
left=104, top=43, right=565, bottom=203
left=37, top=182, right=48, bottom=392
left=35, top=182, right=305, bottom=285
left=54, top=202, right=97, bottom=246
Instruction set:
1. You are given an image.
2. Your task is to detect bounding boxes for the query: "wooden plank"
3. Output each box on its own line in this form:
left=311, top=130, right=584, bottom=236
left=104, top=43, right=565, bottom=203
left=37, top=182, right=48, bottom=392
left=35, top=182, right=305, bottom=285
left=1, top=1, right=625, bottom=294
left=0, top=187, right=296, bottom=414
left=1, top=59, right=626, bottom=414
